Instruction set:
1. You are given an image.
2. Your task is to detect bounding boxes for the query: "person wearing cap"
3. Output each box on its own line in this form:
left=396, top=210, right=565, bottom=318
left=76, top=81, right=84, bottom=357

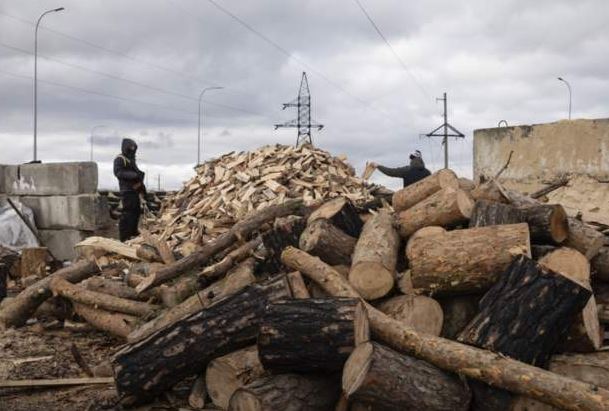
left=370, top=150, right=431, bottom=188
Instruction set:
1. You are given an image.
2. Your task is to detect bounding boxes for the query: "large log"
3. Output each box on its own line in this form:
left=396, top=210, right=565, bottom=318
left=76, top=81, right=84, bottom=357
left=308, top=197, right=363, bottom=238
left=113, top=275, right=294, bottom=405
left=521, top=204, right=569, bottom=244
left=348, top=209, right=399, bottom=300
left=397, top=188, right=474, bottom=238
left=376, top=294, right=443, bottom=336
left=258, top=298, right=369, bottom=373
left=437, top=295, right=480, bottom=339
left=280, top=247, right=609, bottom=411
left=392, top=169, right=459, bottom=212
left=50, top=277, right=159, bottom=317
left=0, top=259, right=100, bottom=328
left=405, top=226, right=446, bottom=257
left=299, top=219, right=356, bottom=265
left=136, top=198, right=305, bottom=293
left=259, top=215, right=306, bottom=274
left=407, top=223, right=531, bottom=295
left=468, top=200, right=524, bottom=228
left=343, top=341, right=471, bottom=411
left=228, top=373, right=340, bottom=411
left=592, top=246, right=609, bottom=283
left=73, top=303, right=137, bottom=339
left=127, top=258, right=256, bottom=343
left=206, top=346, right=265, bottom=410
left=564, top=217, right=605, bottom=260
left=458, top=254, right=592, bottom=410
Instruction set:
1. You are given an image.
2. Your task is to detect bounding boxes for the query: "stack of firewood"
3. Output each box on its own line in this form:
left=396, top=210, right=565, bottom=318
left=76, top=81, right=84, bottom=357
left=4, top=159, right=609, bottom=411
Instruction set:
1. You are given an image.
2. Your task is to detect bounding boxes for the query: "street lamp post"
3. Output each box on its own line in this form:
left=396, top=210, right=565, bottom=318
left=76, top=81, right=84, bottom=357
left=557, top=77, right=572, bottom=120
left=90, top=125, right=106, bottom=161
left=34, top=7, right=65, bottom=162
left=197, top=86, right=223, bottom=165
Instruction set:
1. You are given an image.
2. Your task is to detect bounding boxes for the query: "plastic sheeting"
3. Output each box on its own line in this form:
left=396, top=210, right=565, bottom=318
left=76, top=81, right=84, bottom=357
left=0, top=200, right=40, bottom=251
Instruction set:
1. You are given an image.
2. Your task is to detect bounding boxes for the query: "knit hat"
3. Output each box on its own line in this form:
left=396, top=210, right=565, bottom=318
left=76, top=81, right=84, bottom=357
left=409, top=150, right=422, bottom=160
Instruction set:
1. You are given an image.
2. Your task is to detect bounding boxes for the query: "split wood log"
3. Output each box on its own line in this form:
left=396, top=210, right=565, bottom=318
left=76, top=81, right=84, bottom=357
left=343, top=341, right=471, bottom=411
left=206, top=346, right=265, bottom=410
left=539, top=248, right=603, bottom=352
left=127, top=258, right=256, bottom=343
left=228, top=373, right=340, bottom=411
left=286, top=271, right=310, bottom=298
left=73, top=303, right=137, bottom=339
left=260, top=215, right=306, bottom=274
left=468, top=200, right=524, bottom=228
left=564, top=217, right=605, bottom=260
left=392, top=169, right=459, bottom=212
left=521, top=204, right=569, bottom=244
left=407, top=223, right=531, bottom=295
left=50, top=277, right=159, bottom=317
left=397, top=188, right=474, bottom=238
left=299, top=219, right=356, bottom=265
left=376, top=295, right=443, bottom=336
left=82, top=277, right=142, bottom=301
left=592, top=246, right=609, bottom=283
left=258, top=298, right=369, bottom=372
left=308, top=197, right=363, bottom=238
left=140, top=229, right=175, bottom=265
left=75, top=236, right=140, bottom=260
left=458, top=254, right=592, bottom=411
left=349, top=209, right=399, bottom=300
left=280, top=247, right=609, bottom=411
left=188, top=374, right=207, bottom=410
left=20, top=247, right=48, bottom=278
left=136, top=198, right=305, bottom=293
left=113, top=275, right=294, bottom=405
left=0, top=259, right=100, bottom=328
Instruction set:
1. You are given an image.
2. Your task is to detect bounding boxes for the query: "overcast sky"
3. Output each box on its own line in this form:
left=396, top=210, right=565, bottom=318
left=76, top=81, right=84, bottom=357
left=0, top=0, right=607, bottom=191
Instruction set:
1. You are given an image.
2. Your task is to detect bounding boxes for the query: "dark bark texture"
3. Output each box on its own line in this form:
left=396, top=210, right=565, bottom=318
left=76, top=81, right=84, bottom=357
left=259, top=216, right=306, bottom=275
left=298, top=219, right=356, bottom=266
left=468, top=200, right=524, bottom=228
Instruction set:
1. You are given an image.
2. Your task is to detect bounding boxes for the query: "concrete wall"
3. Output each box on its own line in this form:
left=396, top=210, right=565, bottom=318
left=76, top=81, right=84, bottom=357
left=4, top=162, right=97, bottom=196
left=474, top=118, right=609, bottom=224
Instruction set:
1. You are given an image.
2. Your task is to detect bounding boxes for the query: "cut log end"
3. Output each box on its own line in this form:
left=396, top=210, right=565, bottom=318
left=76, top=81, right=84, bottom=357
left=548, top=206, right=569, bottom=243
left=342, top=341, right=373, bottom=398
left=348, top=263, right=394, bottom=300
left=229, top=391, right=263, bottom=411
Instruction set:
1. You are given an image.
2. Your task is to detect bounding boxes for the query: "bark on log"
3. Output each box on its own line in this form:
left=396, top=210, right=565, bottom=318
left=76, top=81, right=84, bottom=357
left=407, top=223, right=531, bottom=295
left=592, top=246, right=609, bottom=283
left=228, top=373, right=340, bottom=411
left=0, top=259, right=100, bottom=328
left=521, top=204, right=569, bottom=244
left=127, top=258, right=256, bottom=343
left=397, top=188, right=474, bottom=238
left=136, top=198, right=305, bottom=293
left=82, top=277, right=142, bottom=301
left=405, top=226, right=446, bottom=257
left=280, top=247, right=609, bottom=411
left=308, top=197, right=364, bottom=238
left=564, top=217, right=605, bottom=260
left=260, top=215, right=306, bottom=274
left=258, top=298, right=369, bottom=372
left=343, top=342, right=471, bottom=411
left=376, top=295, right=443, bottom=336
left=50, top=277, right=159, bottom=317
left=74, top=303, right=137, bottom=339
left=468, top=200, right=524, bottom=228
left=198, top=236, right=262, bottom=286
left=206, top=346, right=265, bottom=410
left=392, top=169, right=459, bottom=213
left=349, top=209, right=399, bottom=300
left=299, top=219, right=356, bottom=265
left=436, top=295, right=480, bottom=339
left=113, top=275, right=294, bottom=405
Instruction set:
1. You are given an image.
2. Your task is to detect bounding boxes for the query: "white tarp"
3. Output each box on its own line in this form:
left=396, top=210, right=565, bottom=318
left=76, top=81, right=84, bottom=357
left=0, top=200, right=40, bottom=251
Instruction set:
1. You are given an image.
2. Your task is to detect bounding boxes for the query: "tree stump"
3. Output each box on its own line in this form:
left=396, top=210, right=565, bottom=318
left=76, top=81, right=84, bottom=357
left=258, top=298, right=369, bottom=372
left=392, top=169, right=459, bottom=212
left=308, top=197, right=364, bottom=238
left=299, top=219, right=356, bottom=265
left=376, top=295, right=443, bottom=336
left=343, top=342, right=471, bottom=411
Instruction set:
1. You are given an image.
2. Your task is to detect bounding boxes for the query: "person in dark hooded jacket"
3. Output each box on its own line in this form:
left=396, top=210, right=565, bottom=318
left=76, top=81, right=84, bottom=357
left=370, top=150, right=431, bottom=188
left=114, top=138, right=146, bottom=241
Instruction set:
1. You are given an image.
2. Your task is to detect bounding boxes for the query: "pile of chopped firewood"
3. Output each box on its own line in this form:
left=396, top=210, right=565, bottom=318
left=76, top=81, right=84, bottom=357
left=3, top=156, right=609, bottom=411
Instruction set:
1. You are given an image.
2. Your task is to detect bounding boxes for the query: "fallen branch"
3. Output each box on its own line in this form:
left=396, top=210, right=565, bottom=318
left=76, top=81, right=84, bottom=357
left=0, top=377, right=114, bottom=388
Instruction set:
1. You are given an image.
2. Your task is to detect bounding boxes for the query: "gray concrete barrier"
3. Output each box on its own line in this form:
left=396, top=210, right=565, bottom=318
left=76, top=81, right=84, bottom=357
left=4, top=162, right=97, bottom=196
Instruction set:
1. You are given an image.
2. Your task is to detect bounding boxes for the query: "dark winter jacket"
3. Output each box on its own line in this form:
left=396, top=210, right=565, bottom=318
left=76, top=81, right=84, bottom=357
left=377, top=157, right=431, bottom=188
left=114, top=138, right=145, bottom=193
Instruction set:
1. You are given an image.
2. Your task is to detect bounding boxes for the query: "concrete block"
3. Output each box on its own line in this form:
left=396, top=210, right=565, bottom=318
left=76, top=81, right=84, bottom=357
left=39, top=229, right=90, bottom=261
left=5, top=162, right=98, bottom=196
left=0, top=164, right=6, bottom=193
left=17, top=194, right=111, bottom=231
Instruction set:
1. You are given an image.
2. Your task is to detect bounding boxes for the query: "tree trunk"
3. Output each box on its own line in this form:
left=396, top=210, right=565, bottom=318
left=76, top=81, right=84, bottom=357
left=299, top=219, right=356, bottom=265
left=127, top=258, right=256, bottom=343
left=136, top=198, right=305, bottom=293
left=343, top=342, right=471, bottom=411
left=308, top=197, right=364, bottom=238
left=280, top=247, right=609, bottom=411
left=20, top=247, right=49, bottom=278
left=564, top=218, right=605, bottom=260
left=392, top=169, right=459, bottom=212
left=50, top=277, right=159, bottom=317
left=592, top=246, right=609, bottom=283
left=73, top=303, right=137, bottom=339
left=397, top=188, right=474, bottom=238
left=0, top=259, right=100, bottom=328
left=228, top=373, right=340, bottom=411
left=458, top=255, right=592, bottom=411
left=436, top=294, right=480, bottom=339
left=113, top=275, right=294, bottom=405
left=206, top=346, right=265, bottom=410
left=82, top=277, right=142, bottom=301
left=405, top=226, right=446, bottom=257
left=469, top=199, right=523, bottom=228
left=349, top=209, right=399, bottom=300
left=376, top=295, right=443, bottom=336
left=259, top=216, right=306, bottom=275
left=407, top=223, right=531, bottom=295
left=258, top=298, right=369, bottom=373
left=521, top=204, right=569, bottom=244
